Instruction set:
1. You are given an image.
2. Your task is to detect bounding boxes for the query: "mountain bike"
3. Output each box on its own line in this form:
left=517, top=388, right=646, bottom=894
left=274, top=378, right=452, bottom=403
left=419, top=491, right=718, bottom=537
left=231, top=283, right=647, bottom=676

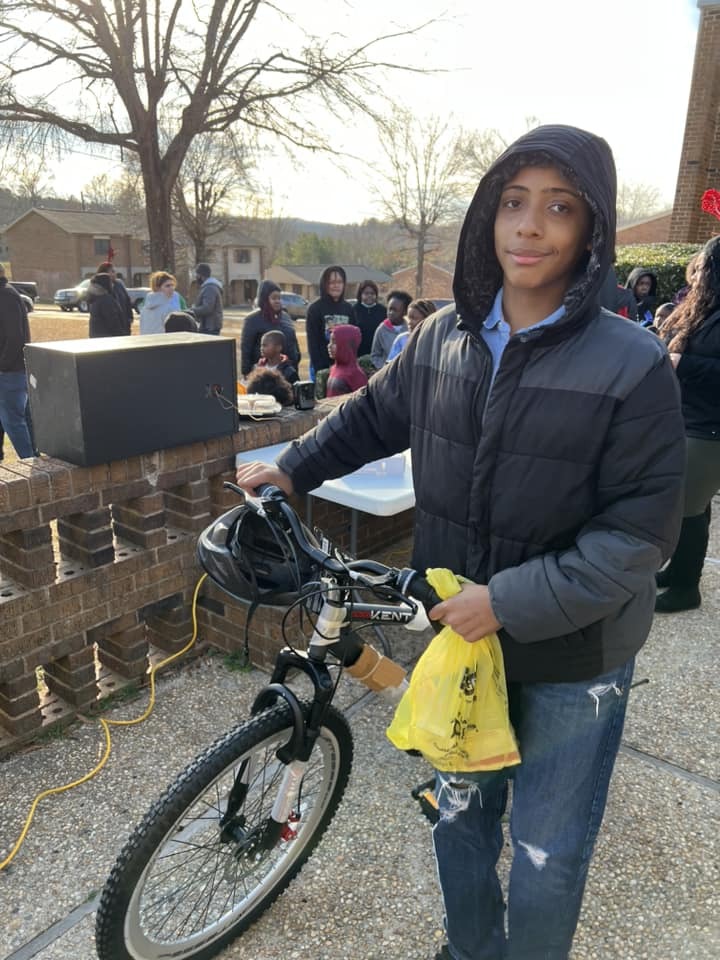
left=95, top=484, right=440, bottom=960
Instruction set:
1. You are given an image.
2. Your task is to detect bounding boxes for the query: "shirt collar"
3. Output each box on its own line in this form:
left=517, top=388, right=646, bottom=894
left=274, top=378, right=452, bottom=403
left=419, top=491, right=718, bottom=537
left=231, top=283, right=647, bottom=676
left=484, top=287, right=566, bottom=332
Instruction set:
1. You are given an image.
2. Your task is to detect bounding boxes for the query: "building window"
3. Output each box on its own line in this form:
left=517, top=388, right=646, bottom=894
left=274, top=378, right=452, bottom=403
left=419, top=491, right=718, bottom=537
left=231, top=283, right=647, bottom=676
left=94, top=237, right=111, bottom=256
left=233, top=248, right=251, bottom=264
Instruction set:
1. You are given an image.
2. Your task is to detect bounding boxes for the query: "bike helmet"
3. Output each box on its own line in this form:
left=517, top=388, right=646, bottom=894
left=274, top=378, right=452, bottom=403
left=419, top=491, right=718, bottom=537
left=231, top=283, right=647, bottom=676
left=197, top=501, right=318, bottom=606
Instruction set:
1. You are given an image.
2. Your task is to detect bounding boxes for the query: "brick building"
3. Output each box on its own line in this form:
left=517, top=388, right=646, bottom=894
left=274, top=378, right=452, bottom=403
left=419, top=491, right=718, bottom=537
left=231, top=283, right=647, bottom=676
left=391, top=262, right=454, bottom=301
left=670, top=0, right=720, bottom=243
left=616, top=212, right=673, bottom=245
left=5, top=208, right=149, bottom=299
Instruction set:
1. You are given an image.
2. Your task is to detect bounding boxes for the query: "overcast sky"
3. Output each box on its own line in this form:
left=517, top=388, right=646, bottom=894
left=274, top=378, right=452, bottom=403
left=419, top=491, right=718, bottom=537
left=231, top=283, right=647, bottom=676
left=52, top=0, right=702, bottom=224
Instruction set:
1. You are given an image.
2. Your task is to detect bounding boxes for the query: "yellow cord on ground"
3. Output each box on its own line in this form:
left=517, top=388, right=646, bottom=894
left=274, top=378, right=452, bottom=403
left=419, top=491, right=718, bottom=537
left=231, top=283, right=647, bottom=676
left=0, top=573, right=208, bottom=872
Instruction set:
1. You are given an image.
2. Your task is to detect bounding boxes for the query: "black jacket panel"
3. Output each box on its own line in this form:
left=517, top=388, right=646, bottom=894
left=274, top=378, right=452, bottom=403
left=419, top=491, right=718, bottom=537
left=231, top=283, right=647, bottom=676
left=675, top=307, right=720, bottom=439
left=0, top=280, right=30, bottom=371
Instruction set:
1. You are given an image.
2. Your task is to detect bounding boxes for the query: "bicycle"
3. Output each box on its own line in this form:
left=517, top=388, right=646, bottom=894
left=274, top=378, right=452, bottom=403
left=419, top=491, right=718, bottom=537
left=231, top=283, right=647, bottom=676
left=95, top=483, right=441, bottom=960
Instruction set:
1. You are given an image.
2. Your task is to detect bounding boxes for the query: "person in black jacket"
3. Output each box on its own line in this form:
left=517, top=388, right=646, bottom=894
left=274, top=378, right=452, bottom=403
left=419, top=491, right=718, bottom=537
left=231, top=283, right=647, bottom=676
left=351, top=279, right=386, bottom=356
left=235, top=125, right=685, bottom=960
left=97, top=261, right=134, bottom=334
left=305, top=265, right=354, bottom=377
left=240, top=281, right=300, bottom=378
left=655, top=234, right=720, bottom=612
left=624, top=265, right=658, bottom=326
left=0, top=265, right=34, bottom=458
left=88, top=273, right=128, bottom=338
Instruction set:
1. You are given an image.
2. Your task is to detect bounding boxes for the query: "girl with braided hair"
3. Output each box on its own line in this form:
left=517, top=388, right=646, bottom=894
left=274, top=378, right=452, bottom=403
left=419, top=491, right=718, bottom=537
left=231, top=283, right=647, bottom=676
left=655, top=234, right=720, bottom=612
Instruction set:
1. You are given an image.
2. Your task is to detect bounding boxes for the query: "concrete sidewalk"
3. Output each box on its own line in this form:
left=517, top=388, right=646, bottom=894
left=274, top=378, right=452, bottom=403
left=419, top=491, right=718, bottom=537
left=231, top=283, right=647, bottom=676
left=1, top=525, right=718, bottom=960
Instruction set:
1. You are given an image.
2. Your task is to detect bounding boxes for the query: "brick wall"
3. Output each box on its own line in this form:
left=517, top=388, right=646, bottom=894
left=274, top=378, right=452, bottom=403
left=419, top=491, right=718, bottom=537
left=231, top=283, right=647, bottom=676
left=0, top=404, right=414, bottom=754
left=616, top=213, right=672, bottom=245
left=6, top=212, right=77, bottom=296
left=670, top=2, right=720, bottom=243
left=391, top=263, right=454, bottom=300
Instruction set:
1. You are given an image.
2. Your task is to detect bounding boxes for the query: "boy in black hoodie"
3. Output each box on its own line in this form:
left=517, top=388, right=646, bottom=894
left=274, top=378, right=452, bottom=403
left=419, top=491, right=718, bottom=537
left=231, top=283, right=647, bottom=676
left=624, top=266, right=658, bottom=326
left=236, top=126, right=685, bottom=959
left=305, top=265, right=354, bottom=376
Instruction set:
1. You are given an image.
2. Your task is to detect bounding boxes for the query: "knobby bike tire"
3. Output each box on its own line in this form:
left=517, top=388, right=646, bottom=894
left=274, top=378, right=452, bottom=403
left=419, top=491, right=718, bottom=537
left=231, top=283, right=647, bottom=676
left=95, top=701, right=353, bottom=960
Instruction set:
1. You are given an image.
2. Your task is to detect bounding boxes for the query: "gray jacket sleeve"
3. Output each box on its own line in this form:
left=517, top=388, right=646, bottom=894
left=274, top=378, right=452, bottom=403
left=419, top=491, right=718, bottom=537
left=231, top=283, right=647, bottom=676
left=488, top=355, right=686, bottom=643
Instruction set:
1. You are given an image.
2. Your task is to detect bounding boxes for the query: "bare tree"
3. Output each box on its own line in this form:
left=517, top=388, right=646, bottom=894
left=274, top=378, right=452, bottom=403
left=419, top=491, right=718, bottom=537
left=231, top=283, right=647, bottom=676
left=372, top=112, right=473, bottom=297
left=617, top=181, right=664, bottom=226
left=0, top=1, right=430, bottom=271
left=173, top=132, right=254, bottom=264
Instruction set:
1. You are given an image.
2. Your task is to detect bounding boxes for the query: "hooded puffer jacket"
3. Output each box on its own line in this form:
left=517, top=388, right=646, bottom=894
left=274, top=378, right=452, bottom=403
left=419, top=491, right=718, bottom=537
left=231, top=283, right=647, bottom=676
left=278, top=124, right=686, bottom=683
left=88, top=274, right=128, bottom=338
left=326, top=324, right=368, bottom=397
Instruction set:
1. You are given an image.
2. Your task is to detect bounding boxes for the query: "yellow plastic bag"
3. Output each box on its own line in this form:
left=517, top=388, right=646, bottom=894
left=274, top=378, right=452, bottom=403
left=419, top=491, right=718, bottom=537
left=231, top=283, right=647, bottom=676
left=386, top=568, right=521, bottom=773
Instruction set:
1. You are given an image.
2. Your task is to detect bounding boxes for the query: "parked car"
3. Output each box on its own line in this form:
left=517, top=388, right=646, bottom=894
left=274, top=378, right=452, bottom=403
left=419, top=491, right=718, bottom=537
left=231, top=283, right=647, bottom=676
left=9, top=280, right=39, bottom=301
left=54, top=279, right=150, bottom=313
left=54, top=278, right=92, bottom=312
left=279, top=291, right=308, bottom=319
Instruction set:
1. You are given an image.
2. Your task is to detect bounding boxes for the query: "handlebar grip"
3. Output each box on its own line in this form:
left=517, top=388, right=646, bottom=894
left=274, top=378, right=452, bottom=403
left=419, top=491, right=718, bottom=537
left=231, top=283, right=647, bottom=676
left=403, top=572, right=444, bottom=634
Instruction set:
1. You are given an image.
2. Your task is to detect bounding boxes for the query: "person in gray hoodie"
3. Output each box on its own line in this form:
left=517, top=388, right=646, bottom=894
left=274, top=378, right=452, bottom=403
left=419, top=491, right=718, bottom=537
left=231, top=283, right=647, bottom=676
left=191, top=262, right=223, bottom=334
left=370, top=289, right=412, bottom=368
left=236, top=124, right=686, bottom=960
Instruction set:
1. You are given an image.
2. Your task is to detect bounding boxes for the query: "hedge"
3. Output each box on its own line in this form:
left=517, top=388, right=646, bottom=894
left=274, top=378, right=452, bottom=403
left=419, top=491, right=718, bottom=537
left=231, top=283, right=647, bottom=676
left=615, top=242, right=703, bottom=304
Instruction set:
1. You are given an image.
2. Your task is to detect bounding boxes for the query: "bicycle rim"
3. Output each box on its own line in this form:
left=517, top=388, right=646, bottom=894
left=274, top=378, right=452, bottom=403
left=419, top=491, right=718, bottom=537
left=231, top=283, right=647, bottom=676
left=97, top=702, right=352, bottom=960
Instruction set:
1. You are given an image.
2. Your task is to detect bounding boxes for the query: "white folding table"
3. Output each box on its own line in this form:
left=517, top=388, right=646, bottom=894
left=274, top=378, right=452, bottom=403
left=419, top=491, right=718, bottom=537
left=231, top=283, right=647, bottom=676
left=235, top=442, right=415, bottom=556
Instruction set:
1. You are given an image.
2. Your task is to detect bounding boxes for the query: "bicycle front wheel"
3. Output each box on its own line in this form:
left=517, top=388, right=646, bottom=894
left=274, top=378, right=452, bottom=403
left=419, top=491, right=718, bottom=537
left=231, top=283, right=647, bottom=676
left=96, top=701, right=353, bottom=960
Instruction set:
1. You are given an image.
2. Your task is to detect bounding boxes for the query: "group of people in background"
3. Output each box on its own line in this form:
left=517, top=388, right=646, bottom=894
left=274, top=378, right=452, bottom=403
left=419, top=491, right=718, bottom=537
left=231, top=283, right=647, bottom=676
left=88, top=261, right=224, bottom=339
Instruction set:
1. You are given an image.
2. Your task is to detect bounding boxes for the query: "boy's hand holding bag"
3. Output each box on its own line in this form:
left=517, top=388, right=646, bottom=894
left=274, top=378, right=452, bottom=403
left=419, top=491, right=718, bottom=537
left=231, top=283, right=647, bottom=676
left=386, top=568, right=521, bottom=773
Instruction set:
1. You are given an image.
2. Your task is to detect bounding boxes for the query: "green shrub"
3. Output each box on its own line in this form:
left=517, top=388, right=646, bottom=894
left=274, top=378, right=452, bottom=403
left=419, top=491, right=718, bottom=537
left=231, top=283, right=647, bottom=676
left=615, top=243, right=703, bottom=304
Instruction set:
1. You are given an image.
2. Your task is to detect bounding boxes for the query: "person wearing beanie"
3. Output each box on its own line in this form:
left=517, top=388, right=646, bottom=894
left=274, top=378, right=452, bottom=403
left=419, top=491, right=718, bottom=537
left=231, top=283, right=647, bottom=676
left=326, top=323, right=368, bottom=397
left=305, top=265, right=354, bottom=377
left=236, top=124, right=686, bottom=960
left=97, top=261, right=133, bottom=333
left=0, top=263, right=34, bottom=458
left=191, top=262, right=224, bottom=334
left=240, top=280, right=301, bottom=378
left=87, top=272, right=128, bottom=338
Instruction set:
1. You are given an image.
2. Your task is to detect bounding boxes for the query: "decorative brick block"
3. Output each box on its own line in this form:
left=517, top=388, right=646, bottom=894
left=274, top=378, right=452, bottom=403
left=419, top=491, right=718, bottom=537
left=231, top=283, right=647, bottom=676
left=43, top=643, right=98, bottom=709
left=57, top=507, right=114, bottom=567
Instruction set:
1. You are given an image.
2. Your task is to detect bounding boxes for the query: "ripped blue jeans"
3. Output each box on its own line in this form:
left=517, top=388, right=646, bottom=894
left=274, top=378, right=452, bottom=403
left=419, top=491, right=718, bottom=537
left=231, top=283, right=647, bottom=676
left=433, top=658, right=634, bottom=960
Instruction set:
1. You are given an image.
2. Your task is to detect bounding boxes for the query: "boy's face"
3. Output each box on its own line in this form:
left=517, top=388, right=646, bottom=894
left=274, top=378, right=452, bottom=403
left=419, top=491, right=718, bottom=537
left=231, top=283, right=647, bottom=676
left=634, top=275, right=653, bottom=298
left=387, top=298, right=406, bottom=324
left=328, top=331, right=337, bottom=359
left=261, top=336, right=281, bottom=360
left=494, top=165, right=592, bottom=303
left=326, top=272, right=344, bottom=300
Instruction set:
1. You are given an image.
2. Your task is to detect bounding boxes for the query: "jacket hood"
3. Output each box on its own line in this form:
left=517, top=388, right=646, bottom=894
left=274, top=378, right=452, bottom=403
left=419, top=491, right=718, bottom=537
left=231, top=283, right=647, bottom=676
left=318, top=265, right=347, bottom=299
left=89, top=274, right=113, bottom=298
left=453, top=124, right=617, bottom=333
left=330, top=323, right=361, bottom=365
left=624, top=267, right=658, bottom=299
left=257, top=280, right=281, bottom=310
left=201, top=276, right=223, bottom=289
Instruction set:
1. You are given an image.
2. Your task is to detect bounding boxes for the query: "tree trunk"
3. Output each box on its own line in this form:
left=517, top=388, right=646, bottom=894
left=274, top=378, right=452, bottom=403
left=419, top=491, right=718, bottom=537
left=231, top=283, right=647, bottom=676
left=415, top=230, right=425, bottom=298
left=138, top=141, right=176, bottom=272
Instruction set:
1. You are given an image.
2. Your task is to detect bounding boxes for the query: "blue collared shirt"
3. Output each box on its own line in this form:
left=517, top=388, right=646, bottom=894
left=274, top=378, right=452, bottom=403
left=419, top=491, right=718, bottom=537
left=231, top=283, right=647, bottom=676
left=480, top=288, right=566, bottom=384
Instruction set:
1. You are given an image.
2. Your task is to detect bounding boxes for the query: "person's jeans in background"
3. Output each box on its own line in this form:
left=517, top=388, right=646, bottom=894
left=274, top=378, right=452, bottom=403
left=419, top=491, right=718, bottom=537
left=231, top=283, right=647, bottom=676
left=0, top=371, right=34, bottom=458
left=433, top=657, right=635, bottom=960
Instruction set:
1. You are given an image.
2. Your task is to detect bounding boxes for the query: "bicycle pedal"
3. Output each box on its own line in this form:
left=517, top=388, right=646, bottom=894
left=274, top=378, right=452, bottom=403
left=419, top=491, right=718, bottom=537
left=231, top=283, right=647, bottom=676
left=412, top=778, right=439, bottom=825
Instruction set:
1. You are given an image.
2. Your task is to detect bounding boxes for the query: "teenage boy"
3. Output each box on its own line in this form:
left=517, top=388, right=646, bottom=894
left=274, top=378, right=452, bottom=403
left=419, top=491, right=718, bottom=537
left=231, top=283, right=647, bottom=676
left=235, top=125, right=686, bottom=960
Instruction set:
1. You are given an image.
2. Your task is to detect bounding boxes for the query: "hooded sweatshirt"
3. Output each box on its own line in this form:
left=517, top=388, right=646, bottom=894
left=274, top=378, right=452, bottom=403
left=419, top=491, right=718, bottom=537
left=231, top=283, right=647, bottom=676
left=240, top=280, right=301, bottom=376
left=624, top=267, right=658, bottom=326
left=370, top=316, right=408, bottom=369
left=352, top=299, right=386, bottom=356
left=0, top=276, right=30, bottom=372
left=278, top=124, right=686, bottom=683
left=139, top=289, right=183, bottom=334
left=305, top=266, right=355, bottom=374
left=193, top=275, right=224, bottom=333
left=326, top=324, right=368, bottom=397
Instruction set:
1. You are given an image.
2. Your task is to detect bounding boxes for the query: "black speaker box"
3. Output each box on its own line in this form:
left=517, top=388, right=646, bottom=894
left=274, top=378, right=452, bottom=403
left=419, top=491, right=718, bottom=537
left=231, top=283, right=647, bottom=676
left=25, top=333, right=238, bottom=466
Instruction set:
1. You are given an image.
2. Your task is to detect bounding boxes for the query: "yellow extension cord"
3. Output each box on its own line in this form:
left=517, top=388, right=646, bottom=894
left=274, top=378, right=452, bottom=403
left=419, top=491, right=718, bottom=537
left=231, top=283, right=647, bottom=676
left=0, top=573, right=208, bottom=872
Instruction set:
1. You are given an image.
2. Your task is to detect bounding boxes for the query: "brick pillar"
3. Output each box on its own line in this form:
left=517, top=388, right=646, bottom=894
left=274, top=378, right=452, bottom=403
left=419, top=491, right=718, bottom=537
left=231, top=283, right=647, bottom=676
left=0, top=669, right=43, bottom=736
left=111, top=493, right=167, bottom=548
left=670, top=2, right=720, bottom=243
left=57, top=507, right=114, bottom=567
left=0, top=524, right=55, bottom=588
left=43, top=643, right=98, bottom=710
left=164, top=479, right=212, bottom=533
left=91, top=612, right=149, bottom=683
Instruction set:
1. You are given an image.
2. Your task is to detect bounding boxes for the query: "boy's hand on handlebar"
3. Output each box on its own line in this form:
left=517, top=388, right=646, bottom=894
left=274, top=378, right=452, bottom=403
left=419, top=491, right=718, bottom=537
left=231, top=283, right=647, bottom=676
left=428, top=583, right=502, bottom=644
left=234, top=462, right=294, bottom=497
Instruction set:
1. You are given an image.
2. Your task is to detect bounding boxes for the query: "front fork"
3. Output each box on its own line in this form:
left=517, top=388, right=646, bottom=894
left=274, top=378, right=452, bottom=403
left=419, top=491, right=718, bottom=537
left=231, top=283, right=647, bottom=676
left=223, top=601, right=357, bottom=849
